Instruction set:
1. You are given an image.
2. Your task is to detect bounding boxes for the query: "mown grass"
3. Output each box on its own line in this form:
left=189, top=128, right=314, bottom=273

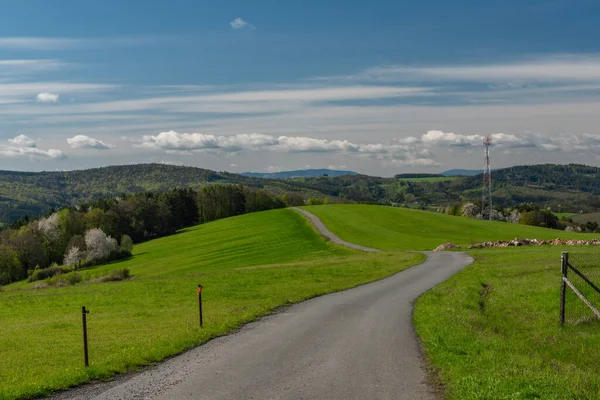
left=303, top=204, right=599, bottom=251
left=414, top=246, right=600, bottom=400
left=0, top=208, right=423, bottom=399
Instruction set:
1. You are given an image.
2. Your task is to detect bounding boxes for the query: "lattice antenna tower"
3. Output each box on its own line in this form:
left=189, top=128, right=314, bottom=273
left=482, top=135, right=493, bottom=220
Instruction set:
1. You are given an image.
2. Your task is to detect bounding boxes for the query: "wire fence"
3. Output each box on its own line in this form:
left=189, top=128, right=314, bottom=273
left=560, top=252, right=600, bottom=325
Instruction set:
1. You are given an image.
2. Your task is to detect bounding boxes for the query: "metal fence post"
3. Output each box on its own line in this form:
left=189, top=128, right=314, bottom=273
left=197, top=285, right=203, bottom=328
left=560, top=252, right=568, bottom=326
left=82, top=306, right=90, bottom=367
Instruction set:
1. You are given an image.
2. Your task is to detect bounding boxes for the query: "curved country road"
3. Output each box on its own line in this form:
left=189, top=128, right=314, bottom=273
left=52, top=210, right=473, bottom=400
left=292, top=207, right=380, bottom=252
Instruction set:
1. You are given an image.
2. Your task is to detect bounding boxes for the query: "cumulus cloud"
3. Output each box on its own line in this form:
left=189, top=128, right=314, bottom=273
left=1, top=135, right=66, bottom=160
left=137, top=130, right=438, bottom=166
left=8, top=134, right=37, bottom=148
left=230, top=17, right=255, bottom=29
left=409, top=130, right=541, bottom=150
left=67, top=135, right=115, bottom=150
left=406, top=130, right=600, bottom=155
left=36, top=92, right=59, bottom=103
left=229, top=163, right=239, bottom=168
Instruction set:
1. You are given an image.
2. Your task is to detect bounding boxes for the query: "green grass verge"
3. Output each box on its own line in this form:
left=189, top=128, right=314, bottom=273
left=0, top=209, right=423, bottom=399
left=303, top=204, right=599, bottom=251
left=414, top=246, right=600, bottom=399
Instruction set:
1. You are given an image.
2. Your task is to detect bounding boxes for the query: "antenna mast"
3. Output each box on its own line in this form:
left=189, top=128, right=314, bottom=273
left=482, top=135, right=493, bottom=220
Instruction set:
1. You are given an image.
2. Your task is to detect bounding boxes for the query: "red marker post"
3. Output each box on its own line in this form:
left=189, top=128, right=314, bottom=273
left=197, top=285, right=203, bottom=328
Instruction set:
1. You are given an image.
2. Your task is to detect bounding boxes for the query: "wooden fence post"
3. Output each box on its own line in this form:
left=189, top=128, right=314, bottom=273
left=560, top=252, right=568, bottom=326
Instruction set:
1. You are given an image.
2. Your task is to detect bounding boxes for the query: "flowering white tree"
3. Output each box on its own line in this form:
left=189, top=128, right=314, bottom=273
left=461, top=203, right=479, bottom=218
left=63, top=246, right=83, bottom=267
left=37, top=213, right=61, bottom=243
left=85, top=228, right=117, bottom=262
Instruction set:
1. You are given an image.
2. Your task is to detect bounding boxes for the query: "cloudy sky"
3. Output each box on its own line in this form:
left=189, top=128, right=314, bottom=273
left=2, top=0, right=600, bottom=176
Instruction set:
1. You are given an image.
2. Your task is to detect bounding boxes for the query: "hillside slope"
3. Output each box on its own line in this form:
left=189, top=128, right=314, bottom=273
left=302, top=204, right=599, bottom=251
left=0, top=209, right=422, bottom=399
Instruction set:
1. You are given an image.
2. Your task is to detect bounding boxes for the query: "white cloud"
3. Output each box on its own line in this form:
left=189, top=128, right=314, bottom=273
left=137, top=130, right=438, bottom=166
left=421, top=130, right=481, bottom=148
left=230, top=17, right=255, bottom=30
left=266, top=166, right=282, bottom=173
left=0, top=36, right=156, bottom=50
left=37, top=92, right=59, bottom=103
left=337, top=54, right=600, bottom=84
left=229, top=163, right=239, bottom=168
left=0, top=59, right=66, bottom=78
left=1, top=135, right=66, bottom=160
left=8, top=134, right=37, bottom=148
left=67, top=135, right=115, bottom=150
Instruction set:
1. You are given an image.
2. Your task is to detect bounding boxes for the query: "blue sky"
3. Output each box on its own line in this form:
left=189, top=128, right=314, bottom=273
left=1, top=0, right=600, bottom=175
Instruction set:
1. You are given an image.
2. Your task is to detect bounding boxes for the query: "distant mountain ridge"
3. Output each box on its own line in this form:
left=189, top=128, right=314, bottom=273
left=241, top=169, right=359, bottom=179
left=2, top=163, right=600, bottom=224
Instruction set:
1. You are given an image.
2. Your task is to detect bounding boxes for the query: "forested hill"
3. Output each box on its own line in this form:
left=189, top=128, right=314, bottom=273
left=2, top=163, right=600, bottom=223
left=0, top=164, right=272, bottom=222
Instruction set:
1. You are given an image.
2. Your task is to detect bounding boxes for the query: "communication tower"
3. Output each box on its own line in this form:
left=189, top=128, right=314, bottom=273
left=482, top=135, right=493, bottom=220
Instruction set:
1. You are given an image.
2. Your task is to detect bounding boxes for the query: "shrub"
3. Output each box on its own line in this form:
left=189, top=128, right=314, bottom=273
left=97, top=268, right=131, bottom=282
left=28, top=265, right=74, bottom=282
left=0, top=245, right=21, bottom=285
left=46, top=272, right=82, bottom=286
left=120, top=235, right=133, bottom=254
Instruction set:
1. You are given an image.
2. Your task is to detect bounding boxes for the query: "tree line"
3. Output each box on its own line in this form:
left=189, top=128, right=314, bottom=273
left=0, top=184, right=286, bottom=286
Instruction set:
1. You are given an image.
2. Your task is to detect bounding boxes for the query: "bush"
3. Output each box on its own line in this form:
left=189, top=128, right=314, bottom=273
left=96, top=268, right=131, bottom=282
left=28, top=265, right=74, bottom=282
left=519, top=210, right=559, bottom=229
left=46, top=272, right=82, bottom=286
left=120, top=234, right=133, bottom=254
left=0, top=245, right=21, bottom=285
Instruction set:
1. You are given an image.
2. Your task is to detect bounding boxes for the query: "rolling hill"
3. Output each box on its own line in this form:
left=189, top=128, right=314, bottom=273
left=302, top=204, right=599, bottom=251
left=3, top=163, right=600, bottom=224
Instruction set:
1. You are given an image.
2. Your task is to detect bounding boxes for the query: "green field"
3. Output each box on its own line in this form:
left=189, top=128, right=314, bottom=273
left=553, top=212, right=577, bottom=219
left=0, top=209, right=423, bottom=399
left=570, top=212, right=600, bottom=224
left=415, top=246, right=600, bottom=399
left=303, top=204, right=599, bottom=251
left=396, top=176, right=459, bottom=183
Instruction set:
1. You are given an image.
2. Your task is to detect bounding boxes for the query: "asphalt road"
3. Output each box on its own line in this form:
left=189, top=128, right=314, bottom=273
left=54, top=251, right=472, bottom=400
left=291, top=207, right=380, bottom=252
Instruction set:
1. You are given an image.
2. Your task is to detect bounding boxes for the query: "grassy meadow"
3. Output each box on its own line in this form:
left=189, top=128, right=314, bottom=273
left=303, top=204, right=599, bottom=251
left=0, top=208, right=423, bottom=399
left=415, top=246, right=600, bottom=399
left=395, top=176, right=459, bottom=183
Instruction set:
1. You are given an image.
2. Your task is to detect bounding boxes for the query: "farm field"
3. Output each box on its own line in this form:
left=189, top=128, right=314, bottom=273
left=415, top=246, right=600, bottom=399
left=395, top=176, right=459, bottom=183
left=570, top=212, right=600, bottom=224
left=302, top=204, right=599, bottom=251
left=0, top=208, right=423, bottom=399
